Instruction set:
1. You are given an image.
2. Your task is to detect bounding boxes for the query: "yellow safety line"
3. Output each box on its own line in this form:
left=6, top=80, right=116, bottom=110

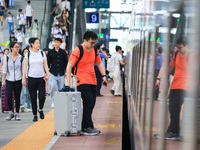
left=1, top=110, right=55, bottom=150
left=0, top=43, right=6, bottom=45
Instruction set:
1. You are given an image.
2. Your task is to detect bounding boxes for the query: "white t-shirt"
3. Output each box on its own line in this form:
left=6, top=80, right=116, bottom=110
left=25, top=50, right=47, bottom=78
left=6, top=16, right=15, bottom=23
left=25, top=5, right=33, bottom=17
left=17, top=13, right=26, bottom=25
left=113, top=53, right=122, bottom=69
left=15, top=32, right=24, bottom=42
left=62, top=1, right=70, bottom=11
left=60, top=42, right=65, bottom=49
left=0, top=0, right=4, bottom=6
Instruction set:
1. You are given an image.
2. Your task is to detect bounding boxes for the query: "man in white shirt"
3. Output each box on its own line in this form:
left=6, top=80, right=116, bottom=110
left=15, top=28, right=24, bottom=52
left=62, top=0, right=70, bottom=11
left=17, top=9, right=26, bottom=34
left=109, top=46, right=127, bottom=96
left=24, top=0, right=33, bottom=28
left=51, top=24, right=62, bottom=38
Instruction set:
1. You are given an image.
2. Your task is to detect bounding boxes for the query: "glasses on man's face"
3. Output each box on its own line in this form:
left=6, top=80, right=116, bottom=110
left=177, top=46, right=182, bottom=50
left=88, top=41, right=96, bottom=46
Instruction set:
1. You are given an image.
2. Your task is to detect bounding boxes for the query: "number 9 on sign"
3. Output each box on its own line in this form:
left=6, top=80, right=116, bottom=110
left=89, top=13, right=99, bottom=23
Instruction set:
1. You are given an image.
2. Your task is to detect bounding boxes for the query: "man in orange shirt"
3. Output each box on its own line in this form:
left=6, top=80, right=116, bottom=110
left=65, top=30, right=107, bottom=135
left=156, top=36, right=189, bottom=140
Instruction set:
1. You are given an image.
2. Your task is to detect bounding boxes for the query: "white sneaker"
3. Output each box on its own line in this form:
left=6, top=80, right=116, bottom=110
left=51, top=103, right=54, bottom=108
left=26, top=109, right=32, bottom=112
left=21, top=106, right=25, bottom=112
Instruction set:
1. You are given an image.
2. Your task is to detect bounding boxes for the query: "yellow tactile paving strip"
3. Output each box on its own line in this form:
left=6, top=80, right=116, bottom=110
left=1, top=110, right=55, bottom=150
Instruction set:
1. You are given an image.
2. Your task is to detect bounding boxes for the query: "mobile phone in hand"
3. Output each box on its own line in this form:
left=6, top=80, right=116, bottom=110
left=103, top=81, right=107, bottom=87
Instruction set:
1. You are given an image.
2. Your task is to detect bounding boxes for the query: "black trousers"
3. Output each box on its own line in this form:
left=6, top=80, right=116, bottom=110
left=77, top=84, right=96, bottom=129
left=6, top=80, right=22, bottom=113
left=94, top=66, right=102, bottom=95
left=167, top=89, right=185, bottom=134
left=28, top=77, right=46, bottom=116
left=5, top=0, right=9, bottom=8
left=26, top=16, right=32, bottom=28
left=19, top=24, right=26, bottom=34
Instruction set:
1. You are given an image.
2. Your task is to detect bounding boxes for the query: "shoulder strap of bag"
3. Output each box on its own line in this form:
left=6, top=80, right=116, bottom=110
left=73, top=45, right=83, bottom=75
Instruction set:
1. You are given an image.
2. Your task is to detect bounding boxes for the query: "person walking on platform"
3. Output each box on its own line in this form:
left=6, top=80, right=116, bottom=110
left=155, top=36, right=189, bottom=140
left=20, top=48, right=32, bottom=112
left=22, top=37, right=49, bottom=122
left=154, top=47, right=162, bottom=100
left=65, top=30, right=107, bottom=135
left=17, top=9, right=26, bottom=34
left=94, top=43, right=106, bottom=97
left=24, top=0, right=34, bottom=28
left=109, top=46, right=127, bottom=96
left=6, top=12, right=15, bottom=37
left=2, top=42, right=22, bottom=121
left=47, top=38, right=68, bottom=108
left=0, top=2, right=5, bottom=30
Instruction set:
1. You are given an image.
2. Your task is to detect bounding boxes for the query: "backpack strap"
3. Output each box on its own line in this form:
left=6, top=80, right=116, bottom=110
left=94, top=46, right=99, bottom=60
left=27, top=52, right=30, bottom=76
left=73, top=45, right=83, bottom=75
left=172, top=51, right=178, bottom=61
left=40, top=51, right=44, bottom=57
left=7, top=55, right=9, bottom=74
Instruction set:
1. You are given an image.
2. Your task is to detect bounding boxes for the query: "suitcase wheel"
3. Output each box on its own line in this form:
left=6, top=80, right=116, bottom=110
left=54, top=131, right=57, bottom=136
left=77, top=132, right=81, bottom=136
left=64, top=131, right=70, bottom=137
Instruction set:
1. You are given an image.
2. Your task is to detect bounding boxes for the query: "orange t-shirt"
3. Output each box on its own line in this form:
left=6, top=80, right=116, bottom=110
left=69, top=45, right=101, bottom=86
left=169, top=52, right=188, bottom=90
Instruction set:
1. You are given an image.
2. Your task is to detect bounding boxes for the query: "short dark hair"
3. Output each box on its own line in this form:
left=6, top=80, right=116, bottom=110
left=83, top=30, right=98, bottom=41
left=22, top=48, right=29, bottom=56
left=27, top=0, right=31, bottom=4
left=8, top=12, right=11, bottom=15
left=94, top=43, right=101, bottom=50
left=54, top=38, right=62, bottom=43
left=34, top=19, right=38, bottom=23
left=19, top=9, right=22, bottom=12
left=29, top=37, right=40, bottom=48
left=176, top=36, right=188, bottom=46
left=115, top=45, right=122, bottom=52
left=17, top=28, right=21, bottom=31
left=4, top=48, right=9, bottom=51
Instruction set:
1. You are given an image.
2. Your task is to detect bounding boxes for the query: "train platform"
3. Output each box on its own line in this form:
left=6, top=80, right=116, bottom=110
left=0, top=80, right=122, bottom=150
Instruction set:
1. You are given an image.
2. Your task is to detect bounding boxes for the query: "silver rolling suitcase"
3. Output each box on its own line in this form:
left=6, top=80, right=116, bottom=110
left=54, top=75, right=82, bottom=136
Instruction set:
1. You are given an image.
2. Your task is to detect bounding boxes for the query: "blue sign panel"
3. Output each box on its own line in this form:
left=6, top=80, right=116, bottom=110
left=104, top=34, right=110, bottom=40
left=89, top=13, right=99, bottom=23
left=83, top=0, right=110, bottom=9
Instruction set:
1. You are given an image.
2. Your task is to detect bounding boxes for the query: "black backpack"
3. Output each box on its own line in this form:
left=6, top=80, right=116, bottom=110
left=72, top=45, right=98, bottom=75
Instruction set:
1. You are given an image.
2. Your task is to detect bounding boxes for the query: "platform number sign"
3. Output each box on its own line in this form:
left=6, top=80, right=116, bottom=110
left=89, top=13, right=99, bottom=23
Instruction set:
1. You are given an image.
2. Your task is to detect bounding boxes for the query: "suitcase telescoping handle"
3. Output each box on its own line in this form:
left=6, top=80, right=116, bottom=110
left=70, top=75, right=77, bottom=92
